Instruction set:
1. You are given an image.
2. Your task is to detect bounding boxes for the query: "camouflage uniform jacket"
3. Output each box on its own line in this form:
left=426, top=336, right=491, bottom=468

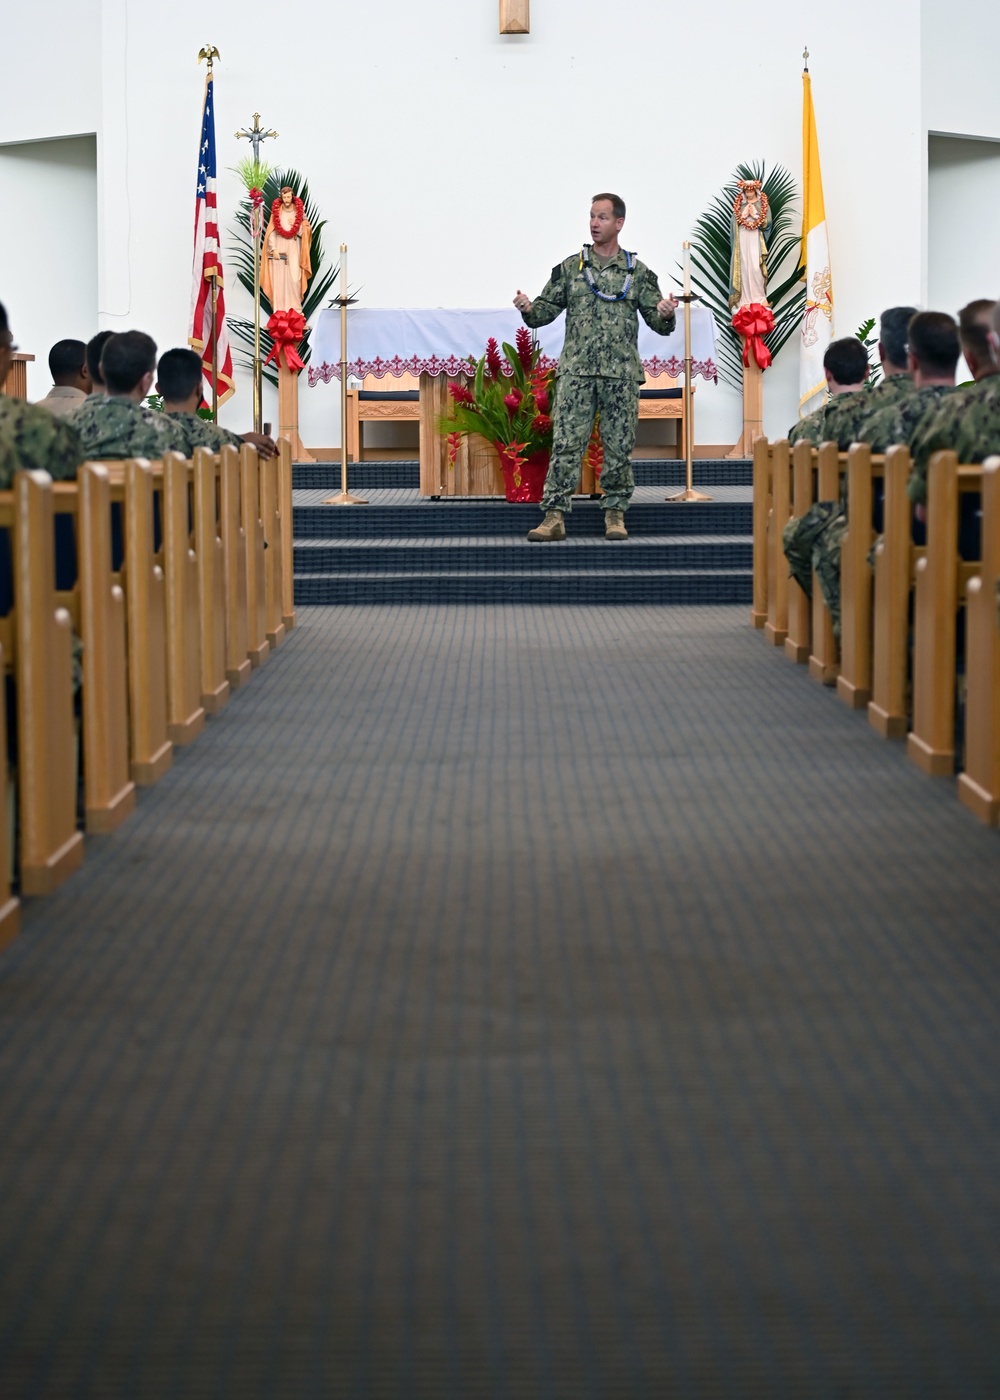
left=859, top=381, right=954, bottom=455
left=788, top=389, right=864, bottom=447
left=519, top=247, right=675, bottom=383
left=816, top=373, right=916, bottom=450
left=908, top=373, right=1000, bottom=505
left=0, top=394, right=85, bottom=487
left=73, top=395, right=189, bottom=461
left=166, top=412, right=243, bottom=455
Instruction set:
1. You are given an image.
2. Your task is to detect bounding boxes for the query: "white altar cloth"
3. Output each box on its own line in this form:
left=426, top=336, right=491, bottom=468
left=307, top=306, right=718, bottom=386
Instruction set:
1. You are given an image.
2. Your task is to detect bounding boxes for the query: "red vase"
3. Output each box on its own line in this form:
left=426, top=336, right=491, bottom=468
left=495, top=445, right=550, bottom=503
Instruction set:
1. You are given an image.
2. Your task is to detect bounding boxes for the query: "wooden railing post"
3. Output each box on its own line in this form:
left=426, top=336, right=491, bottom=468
left=278, top=438, right=296, bottom=631
left=764, top=439, right=790, bottom=646
left=868, top=447, right=913, bottom=739
left=241, top=444, right=269, bottom=669
left=220, top=445, right=251, bottom=688
left=16, top=471, right=84, bottom=894
left=783, top=441, right=814, bottom=663
left=194, top=448, right=229, bottom=714
left=79, top=463, right=135, bottom=833
left=163, top=453, right=205, bottom=745
left=908, top=452, right=960, bottom=775
left=807, top=442, right=840, bottom=685
left=837, top=445, right=877, bottom=709
left=958, top=457, right=1000, bottom=823
left=125, top=459, right=172, bottom=785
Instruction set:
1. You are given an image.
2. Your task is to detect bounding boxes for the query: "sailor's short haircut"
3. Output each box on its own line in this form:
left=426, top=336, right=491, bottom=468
left=592, top=192, right=626, bottom=220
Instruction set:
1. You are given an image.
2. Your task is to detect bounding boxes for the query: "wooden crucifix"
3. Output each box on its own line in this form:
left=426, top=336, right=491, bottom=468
left=499, top=0, right=529, bottom=34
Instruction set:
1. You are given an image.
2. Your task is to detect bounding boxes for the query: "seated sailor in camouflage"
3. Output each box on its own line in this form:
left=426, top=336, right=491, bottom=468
left=787, top=336, right=869, bottom=449
left=514, top=193, right=677, bottom=541
left=908, top=298, right=1000, bottom=507
left=72, top=331, right=188, bottom=460
left=0, top=301, right=85, bottom=487
left=783, top=308, right=915, bottom=598
left=156, top=349, right=278, bottom=458
left=792, top=311, right=960, bottom=639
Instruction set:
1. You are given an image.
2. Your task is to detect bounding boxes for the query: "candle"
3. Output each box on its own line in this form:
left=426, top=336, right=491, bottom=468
left=682, top=241, right=691, bottom=299
left=341, top=243, right=347, bottom=300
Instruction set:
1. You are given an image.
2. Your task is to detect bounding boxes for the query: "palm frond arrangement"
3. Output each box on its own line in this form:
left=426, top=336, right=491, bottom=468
left=855, top=316, right=883, bottom=387
left=687, top=160, right=806, bottom=390
left=227, top=167, right=338, bottom=387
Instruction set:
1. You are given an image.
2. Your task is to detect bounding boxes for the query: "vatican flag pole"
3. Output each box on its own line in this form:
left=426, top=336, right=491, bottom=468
left=799, top=48, right=833, bottom=418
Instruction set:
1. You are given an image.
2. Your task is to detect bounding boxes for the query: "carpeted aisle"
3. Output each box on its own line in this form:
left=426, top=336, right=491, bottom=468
left=0, top=604, right=998, bottom=1398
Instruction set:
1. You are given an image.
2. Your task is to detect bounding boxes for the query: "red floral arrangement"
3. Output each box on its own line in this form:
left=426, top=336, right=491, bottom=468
left=440, top=327, right=556, bottom=462
left=271, top=196, right=305, bottom=240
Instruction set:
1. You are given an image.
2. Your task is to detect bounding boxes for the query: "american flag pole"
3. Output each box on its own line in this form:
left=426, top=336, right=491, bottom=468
left=191, top=46, right=235, bottom=414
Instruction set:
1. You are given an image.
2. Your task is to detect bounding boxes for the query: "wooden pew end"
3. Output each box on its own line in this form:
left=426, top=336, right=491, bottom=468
left=906, top=731, right=954, bottom=777
left=202, top=681, right=231, bottom=716
left=21, top=830, right=84, bottom=898
left=168, top=709, right=206, bottom=747
left=266, top=623, right=286, bottom=650
left=783, top=637, right=810, bottom=664
left=867, top=702, right=908, bottom=741
left=226, top=660, right=252, bottom=689
left=132, top=744, right=173, bottom=787
left=86, top=782, right=136, bottom=836
left=836, top=676, right=871, bottom=710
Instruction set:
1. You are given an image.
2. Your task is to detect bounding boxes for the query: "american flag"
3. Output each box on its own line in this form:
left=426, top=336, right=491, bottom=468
left=189, top=71, right=235, bottom=405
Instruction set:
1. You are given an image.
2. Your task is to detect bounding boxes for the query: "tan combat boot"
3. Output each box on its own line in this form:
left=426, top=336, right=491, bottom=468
left=527, top=511, right=566, bottom=541
left=604, top=509, right=628, bottom=541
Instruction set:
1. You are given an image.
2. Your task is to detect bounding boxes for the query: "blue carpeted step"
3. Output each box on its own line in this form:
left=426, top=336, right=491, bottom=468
left=294, top=535, right=752, bottom=575
left=293, top=570, right=753, bottom=605
left=292, top=457, right=752, bottom=490
left=293, top=498, right=751, bottom=539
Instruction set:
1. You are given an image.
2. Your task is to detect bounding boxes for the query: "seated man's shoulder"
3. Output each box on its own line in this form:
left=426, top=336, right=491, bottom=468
left=76, top=395, right=183, bottom=459
left=0, top=395, right=84, bottom=479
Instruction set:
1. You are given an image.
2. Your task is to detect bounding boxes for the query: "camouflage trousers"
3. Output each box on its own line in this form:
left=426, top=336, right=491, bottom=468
left=782, top=501, right=848, bottom=638
left=540, top=374, right=639, bottom=515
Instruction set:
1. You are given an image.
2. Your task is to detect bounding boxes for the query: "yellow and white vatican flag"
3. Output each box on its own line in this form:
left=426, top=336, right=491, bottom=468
left=799, top=65, right=833, bottom=416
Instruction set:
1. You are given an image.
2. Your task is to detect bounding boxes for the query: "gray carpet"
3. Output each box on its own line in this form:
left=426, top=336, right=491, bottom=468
left=0, top=605, right=998, bottom=1398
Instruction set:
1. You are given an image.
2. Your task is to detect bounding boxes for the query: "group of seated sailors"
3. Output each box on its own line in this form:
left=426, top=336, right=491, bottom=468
left=782, top=299, right=1000, bottom=635
left=0, top=305, right=277, bottom=485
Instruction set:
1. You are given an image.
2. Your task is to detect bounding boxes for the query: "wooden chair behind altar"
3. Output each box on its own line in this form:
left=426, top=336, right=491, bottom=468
left=346, top=373, right=420, bottom=461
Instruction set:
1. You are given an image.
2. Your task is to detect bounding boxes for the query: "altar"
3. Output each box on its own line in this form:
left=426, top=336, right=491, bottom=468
left=308, top=307, right=718, bottom=495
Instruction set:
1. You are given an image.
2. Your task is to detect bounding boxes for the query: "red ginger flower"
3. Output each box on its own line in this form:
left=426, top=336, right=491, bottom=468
left=515, top=325, right=534, bottom=370
left=448, top=381, right=475, bottom=403
left=534, top=389, right=550, bottom=415
left=532, top=414, right=552, bottom=435
left=503, top=391, right=522, bottom=414
left=485, top=337, right=502, bottom=379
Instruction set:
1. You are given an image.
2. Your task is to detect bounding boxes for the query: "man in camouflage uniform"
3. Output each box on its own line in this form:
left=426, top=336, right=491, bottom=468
left=0, top=301, right=85, bottom=487
left=786, top=310, right=958, bottom=638
left=908, top=298, right=1000, bottom=509
left=155, top=349, right=277, bottom=458
left=787, top=336, right=870, bottom=450
left=782, top=306, right=916, bottom=610
left=73, top=331, right=188, bottom=460
left=513, top=193, right=677, bottom=541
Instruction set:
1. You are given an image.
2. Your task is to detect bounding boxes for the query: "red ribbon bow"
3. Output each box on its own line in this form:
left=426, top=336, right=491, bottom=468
left=731, top=302, right=775, bottom=371
left=264, top=310, right=307, bottom=373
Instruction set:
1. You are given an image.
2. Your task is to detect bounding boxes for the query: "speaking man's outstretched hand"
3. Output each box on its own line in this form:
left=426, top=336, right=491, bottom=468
left=656, top=295, right=679, bottom=316
left=513, top=290, right=533, bottom=313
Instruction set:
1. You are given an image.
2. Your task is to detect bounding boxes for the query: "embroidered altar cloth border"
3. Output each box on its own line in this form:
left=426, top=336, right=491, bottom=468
left=307, top=307, right=718, bottom=386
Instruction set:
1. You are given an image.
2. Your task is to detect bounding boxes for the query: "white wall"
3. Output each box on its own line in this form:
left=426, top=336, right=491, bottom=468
left=928, top=135, right=1000, bottom=317
left=0, top=3, right=99, bottom=147
left=7, top=0, right=931, bottom=448
left=0, top=136, right=98, bottom=402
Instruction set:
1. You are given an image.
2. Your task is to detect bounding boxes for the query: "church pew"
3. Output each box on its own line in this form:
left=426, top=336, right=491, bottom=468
left=52, top=468, right=136, bottom=834
left=193, top=448, right=230, bottom=716
left=0, top=641, right=19, bottom=945
left=806, top=443, right=840, bottom=686
left=908, top=453, right=982, bottom=776
left=868, top=447, right=918, bottom=739
left=163, top=453, right=206, bottom=746
left=220, top=445, right=251, bottom=689
left=958, top=457, right=1000, bottom=824
left=241, top=444, right=269, bottom=669
left=837, top=445, right=886, bottom=710
left=10, top=472, right=84, bottom=894
left=278, top=438, right=296, bottom=632
left=259, top=447, right=286, bottom=650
